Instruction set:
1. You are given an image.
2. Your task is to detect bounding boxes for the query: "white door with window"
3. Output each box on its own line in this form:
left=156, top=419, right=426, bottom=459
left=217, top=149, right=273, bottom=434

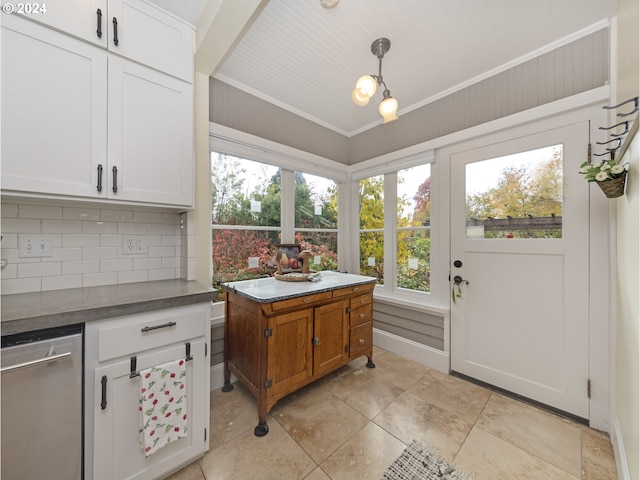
left=450, top=121, right=590, bottom=418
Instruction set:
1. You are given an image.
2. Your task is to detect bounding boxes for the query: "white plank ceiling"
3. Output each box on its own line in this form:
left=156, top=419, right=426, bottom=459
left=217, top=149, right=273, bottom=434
left=151, top=0, right=614, bottom=136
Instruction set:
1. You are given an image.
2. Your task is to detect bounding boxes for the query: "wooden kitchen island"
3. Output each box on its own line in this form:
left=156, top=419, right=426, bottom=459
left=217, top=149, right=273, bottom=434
left=222, top=271, right=376, bottom=436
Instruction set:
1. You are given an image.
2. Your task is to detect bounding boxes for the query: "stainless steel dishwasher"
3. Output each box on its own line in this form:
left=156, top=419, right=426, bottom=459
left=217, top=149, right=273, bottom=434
left=1, top=324, right=83, bottom=480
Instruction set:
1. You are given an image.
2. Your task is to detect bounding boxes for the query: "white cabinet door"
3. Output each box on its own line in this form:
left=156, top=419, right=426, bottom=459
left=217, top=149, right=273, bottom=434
left=11, top=0, right=108, bottom=47
left=92, top=341, right=207, bottom=480
left=1, top=15, right=108, bottom=198
left=108, top=0, right=194, bottom=82
left=108, top=55, right=193, bottom=207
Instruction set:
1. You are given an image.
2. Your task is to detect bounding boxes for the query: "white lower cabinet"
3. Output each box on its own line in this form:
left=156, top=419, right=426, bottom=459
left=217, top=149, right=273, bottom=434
left=85, top=303, right=210, bottom=480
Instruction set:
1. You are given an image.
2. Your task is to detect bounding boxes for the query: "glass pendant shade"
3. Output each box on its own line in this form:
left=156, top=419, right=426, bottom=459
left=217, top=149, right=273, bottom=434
left=352, top=88, right=370, bottom=106
left=355, top=75, right=377, bottom=98
left=379, top=95, right=398, bottom=123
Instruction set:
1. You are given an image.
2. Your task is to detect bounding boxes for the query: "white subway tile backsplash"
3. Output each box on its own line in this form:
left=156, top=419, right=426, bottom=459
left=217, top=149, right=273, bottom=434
left=1, top=263, right=17, bottom=278
left=101, top=209, right=134, bottom=223
left=101, top=258, right=133, bottom=272
left=118, top=223, right=149, bottom=235
left=44, top=247, right=83, bottom=263
left=83, top=246, right=117, bottom=261
left=82, top=221, right=118, bottom=234
left=149, top=223, right=176, bottom=235
left=18, top=262, right=61, bottom=278
left=63, top=207, right=101, bottom=221
left=2, top=218, right=41, bottom=233
left=63, top=234, right=100, bottom=248
left=42, top=219, right=83, bottom=234
left=42, top=275, right=82, bottom=291
left=2, top=277, right=42, bottom=294
left=162, top=257, right=180, bottom=269
left=2, top=203, right=18, bottom=218
left=2, top=202, right=185, bottom=294
left=162, top=235, right=181, bottom=247
left=100, top=235, right=123, bottom=247
left=134, top=211, right=163, bottom=224
left=148, top=246, right=175, bottom=258
left=1, top=234, right=18, bottom=248
left=62, top=260, right=100, bottom=275
left=83, top=272, right=118, bottom=287
left=118, top=270, right=149, bottom=284
left=162, top=213, right=181, bottom=224
left=19, top=204, right=63, bottom=219
left=133, top=258, right=162, bottom=270
left=149, top=268, right=175, bottom=281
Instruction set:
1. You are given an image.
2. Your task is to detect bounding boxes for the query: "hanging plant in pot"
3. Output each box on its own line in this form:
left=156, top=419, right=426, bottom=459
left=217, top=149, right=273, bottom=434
left=579, top=158, right=630, bottom=198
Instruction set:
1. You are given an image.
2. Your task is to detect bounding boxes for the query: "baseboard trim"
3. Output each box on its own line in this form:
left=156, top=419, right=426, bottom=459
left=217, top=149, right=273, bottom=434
left=612, top=416, right=632, bottom=480
left=210, top=362, right=236, bottom=391
left=373, top=328, right=449, bottom=373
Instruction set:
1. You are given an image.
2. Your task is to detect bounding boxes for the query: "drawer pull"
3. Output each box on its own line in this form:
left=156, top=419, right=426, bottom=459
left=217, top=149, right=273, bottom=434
left=360, top=299, right=366, bottom=304
left=359, top=338, right=366, bottom=344
left=360, top=313, right=366, bottom=319
left=353, top=287, right=359, bottom=292
left=141, top=321, right=177, bottom=333
left=304, top=297, right=311, bottom=304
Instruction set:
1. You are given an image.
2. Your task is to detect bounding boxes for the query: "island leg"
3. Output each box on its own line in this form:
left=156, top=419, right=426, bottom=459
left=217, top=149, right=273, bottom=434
left=254, top=403, right=269, bottom=436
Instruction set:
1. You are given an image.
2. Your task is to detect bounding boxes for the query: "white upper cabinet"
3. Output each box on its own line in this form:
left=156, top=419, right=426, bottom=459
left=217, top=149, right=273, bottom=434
left=12, top=0, right=108, bottom=48
left=108, top=56, right=193, bottom=206
left=108, top=0, right=194, bottom=82
left=11, top=0, right=193, bottom=82
left=1, top=1, right=194, bottom=208
left=1, top=15, right=108, bottom=198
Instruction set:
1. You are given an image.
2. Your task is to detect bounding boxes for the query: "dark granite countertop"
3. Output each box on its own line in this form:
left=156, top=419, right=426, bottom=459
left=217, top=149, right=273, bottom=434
left=1, top=279, right=216, bottom=336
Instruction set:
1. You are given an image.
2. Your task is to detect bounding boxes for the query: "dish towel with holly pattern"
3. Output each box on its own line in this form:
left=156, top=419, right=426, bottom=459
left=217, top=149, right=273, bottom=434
left=138, top=358, right=188, bottom=457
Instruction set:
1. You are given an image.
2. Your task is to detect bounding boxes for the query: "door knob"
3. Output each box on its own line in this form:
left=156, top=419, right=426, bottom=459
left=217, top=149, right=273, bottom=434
left=453, top=275, right=469, bottom=285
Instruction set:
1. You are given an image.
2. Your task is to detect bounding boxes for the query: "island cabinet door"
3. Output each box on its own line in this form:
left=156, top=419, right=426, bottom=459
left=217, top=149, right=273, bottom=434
left=313, top=299, right=350, bottom=377
left=267, top=308, right=314, bottom=399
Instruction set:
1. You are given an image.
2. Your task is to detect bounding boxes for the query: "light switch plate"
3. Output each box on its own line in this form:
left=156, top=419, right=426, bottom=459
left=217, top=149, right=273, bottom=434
left=18, top=234, right=54, bottom=257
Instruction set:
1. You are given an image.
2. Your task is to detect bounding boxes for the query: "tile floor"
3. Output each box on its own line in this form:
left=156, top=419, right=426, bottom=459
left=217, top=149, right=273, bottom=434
left=167, top=348, right=617, bottom=480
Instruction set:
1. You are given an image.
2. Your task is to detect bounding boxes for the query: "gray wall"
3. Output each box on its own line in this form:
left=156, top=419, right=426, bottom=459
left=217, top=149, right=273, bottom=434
left=373, top=302, right=445, bottom=351
left=210, top=27, right=609, bottom=352
left=210, top=28, right=609, bottom=166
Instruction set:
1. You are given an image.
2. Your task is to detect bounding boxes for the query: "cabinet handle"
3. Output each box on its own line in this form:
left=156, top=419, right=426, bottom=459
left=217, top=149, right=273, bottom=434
left=97, top=164, right=103, bottom=192
left=141, top=321, right=177, bottom=333
left=359, top=338, right=366, bottom=345
left=312, top=336, right=321, bottom=345
left=112, top=17, right=119, bottom=46
left=304, top=297, right=311, bottom=304
left=100, top=375, right=108, bottom=410
left=353, top=287, right=359, bottom=292
left=360, top=313, right=366, bottom=319
left=96, top=9, right=102, bottom=38
left=360, top=299, right=366, bottom=304
left=112, top=166, right=118, bottom=193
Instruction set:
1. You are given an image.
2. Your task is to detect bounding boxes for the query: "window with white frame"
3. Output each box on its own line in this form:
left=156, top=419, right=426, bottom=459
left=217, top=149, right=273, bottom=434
left=358, top=163, right=432, bottom=294
left=294, top=172, right=339, bottom=272
left=211, top=152, right=340, bottom=300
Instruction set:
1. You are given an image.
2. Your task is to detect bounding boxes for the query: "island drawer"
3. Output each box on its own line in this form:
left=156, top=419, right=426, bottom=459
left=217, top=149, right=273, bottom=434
left=266, top=291, right=332, bottom=313
left=349, top=322, right=372, bottom=358
left=332, top=282, right=374, bottom=299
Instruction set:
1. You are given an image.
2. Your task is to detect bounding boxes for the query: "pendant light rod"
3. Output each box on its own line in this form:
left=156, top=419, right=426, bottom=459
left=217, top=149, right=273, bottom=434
left=352, top=37, right=399, bottom=123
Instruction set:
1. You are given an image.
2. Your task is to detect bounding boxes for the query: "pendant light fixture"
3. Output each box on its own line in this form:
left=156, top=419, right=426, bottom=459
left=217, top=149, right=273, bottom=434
left=352, top=38, right=399, bottom=123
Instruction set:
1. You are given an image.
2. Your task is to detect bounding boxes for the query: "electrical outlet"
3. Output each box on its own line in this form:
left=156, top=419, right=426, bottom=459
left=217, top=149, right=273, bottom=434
left=123, top=235, right=147, bottom=254
left=18, top=234, right=54, bottom=258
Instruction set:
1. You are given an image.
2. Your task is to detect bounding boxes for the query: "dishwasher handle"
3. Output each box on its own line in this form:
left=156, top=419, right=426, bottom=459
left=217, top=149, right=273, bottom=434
left=0, top=351, right=71, bottom=374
